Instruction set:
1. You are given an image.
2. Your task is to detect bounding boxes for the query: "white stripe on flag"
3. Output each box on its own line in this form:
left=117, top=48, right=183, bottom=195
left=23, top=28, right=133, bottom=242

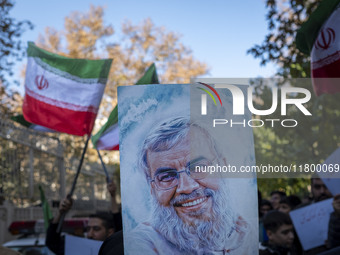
left=311, top=6, right=340, bottom=66
left=96, top=123, right=119, bottom=150
left=26, top=57, right=106, bottom=110
left=30, top=124, right=56, bottom=132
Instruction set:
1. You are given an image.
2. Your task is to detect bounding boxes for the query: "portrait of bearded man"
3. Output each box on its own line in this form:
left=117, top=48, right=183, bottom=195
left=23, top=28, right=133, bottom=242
left=125, top=116, right=253, bottom=254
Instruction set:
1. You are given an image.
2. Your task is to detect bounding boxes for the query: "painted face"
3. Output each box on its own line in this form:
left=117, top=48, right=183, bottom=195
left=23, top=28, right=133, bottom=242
left=86, top=218, right=113, bottom=241
left=268, top=224, right=294, bottom=248
left=147, top=127, right=221, bottom=225
left=311, top=178, right=332, bottom=202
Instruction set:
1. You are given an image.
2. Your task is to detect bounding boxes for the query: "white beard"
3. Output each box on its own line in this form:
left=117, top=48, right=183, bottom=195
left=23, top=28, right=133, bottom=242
left=150, top=182, right=236, bottom=254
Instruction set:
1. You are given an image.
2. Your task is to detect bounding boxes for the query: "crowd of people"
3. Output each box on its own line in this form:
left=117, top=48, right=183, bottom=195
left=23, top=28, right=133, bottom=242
left=45, top=180, right=124, bottom=255
left=43, top=176, right=340, bottom=255
left=258, top=176, right=340, bottom=255
left=42, top=118, right=339, bottom=255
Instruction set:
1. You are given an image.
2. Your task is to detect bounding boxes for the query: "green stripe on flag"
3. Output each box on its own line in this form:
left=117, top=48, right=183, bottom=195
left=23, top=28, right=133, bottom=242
left=91, top=63, right=159, bottom=149
left=39, top=185, right=53, bottom=231
left=135, top=63, right=159, bottom=85
left=11, top=114, right=55, bottom=132
left=91, top=105, right=118, bottom=148
left=27, top=42, right=112, bottom=79
left=11, top=114, right=32, bottom=128
left=296, top=0, right=340, bottom=55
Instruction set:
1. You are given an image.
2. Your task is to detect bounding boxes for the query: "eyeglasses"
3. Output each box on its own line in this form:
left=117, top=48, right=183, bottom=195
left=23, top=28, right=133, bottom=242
left=150, top=158, right=216, bottom=190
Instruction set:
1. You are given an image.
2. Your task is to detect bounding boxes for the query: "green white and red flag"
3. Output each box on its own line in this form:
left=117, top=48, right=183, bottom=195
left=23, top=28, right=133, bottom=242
left=23, top=42, right=112, bottom=136
left=91, top=63, right=159, bottom=150
left=296, top=0, right=340, bottom=96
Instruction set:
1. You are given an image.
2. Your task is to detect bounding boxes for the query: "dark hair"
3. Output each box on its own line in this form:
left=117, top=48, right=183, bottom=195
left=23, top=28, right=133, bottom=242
left=89, top=212, right=115, bottom=230
left=270, top=190, right=287, bottom=198
left=258, top=190, right=262, bottom=204
left=279, top=195, right=302, bottom=210
left=139, top=116, right=219, bottom=179
left=311, top=174, right=321, bottom=185
left=261, top=199, right=273, bottom=208
left=263, top=211, right=292, bottom=233
left=260, top=199, right=273, bottom=218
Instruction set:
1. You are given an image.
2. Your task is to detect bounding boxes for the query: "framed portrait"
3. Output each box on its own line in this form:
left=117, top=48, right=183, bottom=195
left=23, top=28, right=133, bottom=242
left=118, top=83, right=258, bottom=254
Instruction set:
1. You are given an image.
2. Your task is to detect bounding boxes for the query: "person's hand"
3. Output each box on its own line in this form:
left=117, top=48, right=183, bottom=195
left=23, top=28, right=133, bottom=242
left=332, top=194, right=340, bottom=217
left=59, top=197, right=73, bottom=214
left=107, top=180, right=116, bottom=197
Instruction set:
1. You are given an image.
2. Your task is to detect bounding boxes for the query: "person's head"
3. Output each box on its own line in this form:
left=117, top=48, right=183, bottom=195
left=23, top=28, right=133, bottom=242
left=260, top=199, right=273, bottom=217
left=311, top=177, right=332, bottom=202
left=139, top=117, right=236, bottom=251
left=86, top=212, right=115, bottom=241
left=278, top=195, right=301, bottom=214
left=270, top=191, right=286, bottom=210
left=263, top=211, right=294, bottom=249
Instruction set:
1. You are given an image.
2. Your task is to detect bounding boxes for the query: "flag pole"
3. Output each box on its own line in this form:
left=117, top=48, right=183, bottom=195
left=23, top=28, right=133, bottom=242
left=96, top=148, right=111, bottom=183
left=57, top=135, right=91, bottom=233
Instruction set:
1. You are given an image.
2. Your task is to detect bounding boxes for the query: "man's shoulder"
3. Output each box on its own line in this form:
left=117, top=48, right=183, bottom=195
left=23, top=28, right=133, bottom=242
left=259, top=242, right=274, bottom=255
left=128, top=222, right=157, bottom=240
left=126, top=217, right=257, bottom=255
left=225, top=216, right=258, bottom=254
left=98, top=230, right=124, bottom=255
left=127, top=222, right=171, bottom=245
left=125, top=222, right=180, bottom=255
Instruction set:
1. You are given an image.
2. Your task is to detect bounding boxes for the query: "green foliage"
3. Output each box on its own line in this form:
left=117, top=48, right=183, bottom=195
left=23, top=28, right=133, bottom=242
left=37, top=6, right=208, bottom=104
left=0, top=0, right=33, bottom=86
left=253, top=79, right=340, bottom=198
left=249, top=0, right=340, bottom=198
left=248, top=0, right=320, bottom=78
left=35, top=6, right=209, bottom=167
left=0, top=84, right=22, bottom=117
left=258, top=178, right=311, bottom=200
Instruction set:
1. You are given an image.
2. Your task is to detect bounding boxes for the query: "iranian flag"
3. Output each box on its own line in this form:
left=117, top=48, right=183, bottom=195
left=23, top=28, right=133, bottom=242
left=296, top=0, right=340, bottom=96
left=91, top=63, right=159, bottom=150
left=23, top=42, right=112, bottom=136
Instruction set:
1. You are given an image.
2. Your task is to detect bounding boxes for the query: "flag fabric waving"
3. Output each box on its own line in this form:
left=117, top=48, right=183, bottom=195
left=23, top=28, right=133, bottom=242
left=39, top=185, right=53, bottom=231
left=91, top=63, right=159, bottom=150
left=296, top=0, right=340, bottom=96
left=23, top=42, right=112, bottom=136
left=11, top=114, right=55, bottom=132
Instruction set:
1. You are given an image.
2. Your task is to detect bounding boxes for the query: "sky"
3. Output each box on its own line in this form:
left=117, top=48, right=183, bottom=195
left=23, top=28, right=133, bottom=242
left=10, top=0, right=277, bottom=93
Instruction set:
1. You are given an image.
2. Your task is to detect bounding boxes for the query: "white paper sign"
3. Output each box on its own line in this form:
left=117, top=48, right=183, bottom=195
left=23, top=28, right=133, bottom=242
left=290, top=199, right=334, bottom=251
left=65, top=235, right=103, bottom=255
left=319, top=147, right=340, bottom=195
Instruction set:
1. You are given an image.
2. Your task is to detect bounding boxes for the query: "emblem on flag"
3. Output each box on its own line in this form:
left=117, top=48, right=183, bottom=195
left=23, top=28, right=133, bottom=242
left=35, top=75, right=49, bottom=90
left=296, top=0, right=340, bottom=96
left=314, top=27, right=335, bottom=50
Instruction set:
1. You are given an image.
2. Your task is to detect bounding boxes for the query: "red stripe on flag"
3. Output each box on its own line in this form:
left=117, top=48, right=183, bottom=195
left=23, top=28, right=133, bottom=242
left=25, top=87, right=99, bottom=113
left=97, top=144, right=119, bottom=150
left=312, top=58, right=340, bottom=96
left=96, top=141, right=119, bottom=151
left=111, top=145, right=119, bottom=150
left=23, top=93, right=97, bottom=136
